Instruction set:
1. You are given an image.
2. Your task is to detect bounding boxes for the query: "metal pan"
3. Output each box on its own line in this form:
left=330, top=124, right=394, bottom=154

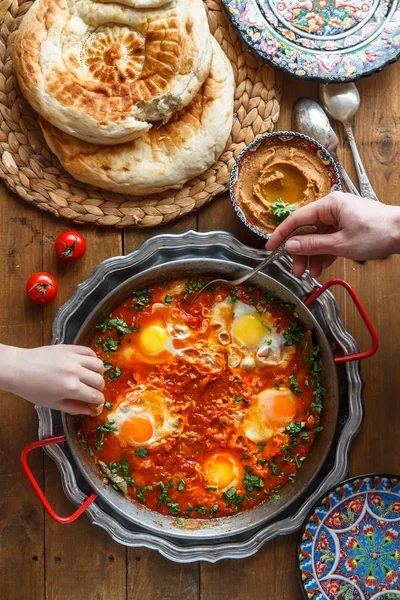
left=21, top=254, right=378, bottom=540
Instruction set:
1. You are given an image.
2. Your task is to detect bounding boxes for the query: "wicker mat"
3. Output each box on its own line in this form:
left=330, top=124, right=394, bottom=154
left=0, top=0, right=282, bottom=228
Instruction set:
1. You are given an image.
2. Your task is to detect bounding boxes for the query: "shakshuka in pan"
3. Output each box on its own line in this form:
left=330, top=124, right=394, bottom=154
left=76, top=278, right=325, bottom=520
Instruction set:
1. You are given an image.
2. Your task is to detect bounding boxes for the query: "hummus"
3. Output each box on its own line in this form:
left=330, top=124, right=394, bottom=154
left=236, top=143, right=332, bottom=233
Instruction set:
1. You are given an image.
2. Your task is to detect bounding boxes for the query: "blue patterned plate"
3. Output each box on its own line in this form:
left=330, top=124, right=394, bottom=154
left=221, top=0, right=400, bottom=82
left=298, top=474, right=400, bottom=600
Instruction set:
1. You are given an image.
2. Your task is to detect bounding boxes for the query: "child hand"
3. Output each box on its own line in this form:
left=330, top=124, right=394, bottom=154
left=3, top=345, right=104, bottom=415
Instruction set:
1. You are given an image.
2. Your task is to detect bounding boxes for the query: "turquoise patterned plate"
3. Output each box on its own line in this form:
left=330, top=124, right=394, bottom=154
left=221, top=0, right=400, bottom=81
left=298, top=474, right=400, bottom=600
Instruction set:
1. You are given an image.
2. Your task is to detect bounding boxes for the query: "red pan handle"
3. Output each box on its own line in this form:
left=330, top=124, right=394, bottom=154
left=21, top=435, right=97, bottom=524
left=304, top=278, right=379, bottom=364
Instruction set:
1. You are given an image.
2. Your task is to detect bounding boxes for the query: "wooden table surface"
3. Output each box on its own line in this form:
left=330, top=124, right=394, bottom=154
left=1, top=60, right=399, bottom=600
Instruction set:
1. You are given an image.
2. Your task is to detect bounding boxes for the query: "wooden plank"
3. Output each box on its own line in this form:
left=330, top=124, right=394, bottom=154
left=0, top=192, right=45, bottom=600
left=41, top=217, right=127, bottom=600
left=339, top=62, right=400, bottom=477
left=124, top=213, right=200, bottom=600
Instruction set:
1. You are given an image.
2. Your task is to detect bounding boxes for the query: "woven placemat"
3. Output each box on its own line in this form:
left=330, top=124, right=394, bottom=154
left=0, top=0, right=282, bottom=228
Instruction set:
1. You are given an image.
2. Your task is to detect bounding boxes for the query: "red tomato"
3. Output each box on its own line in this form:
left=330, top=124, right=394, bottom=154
left=26, top=272, right=58, bottom=304
left=55, top=231, right=86, bottom=261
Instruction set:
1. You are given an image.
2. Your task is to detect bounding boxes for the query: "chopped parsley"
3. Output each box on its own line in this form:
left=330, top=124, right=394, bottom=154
left=273, top=494, right=281, bottom=502
left=96, top=317, right=132, bottom=336
left=134, top=447, right=148, bottom=458
left=267, top=459, right=282, bottom=476
left=108, top=366, right=122, bottom=382
left=132, top=289, right=152, bottom=312
left=177, top=480, right=186, bottom=491
left=257, top=290, right=295, bottom=314
left=183, top=280, right=206, bottom=301
left=95, top=420, right=118, bottom=451
left=283, top=321, right=306, bottom=347
left=289, top=373, right=303, bottom=396
left=98, top=337, right=119, bottom=357
left=209, top=504, right=219, bottom=518
left=311, top=385, right=325, bottom=414
left=257, top=441, right=266, bottom=453
left=156, top=482, right=180, bottom=515
left=223, top=487, right=244, bottom=510
left=283, top=421, right=307, bottom=443
left=104, top=401, right=113, bottom=411
left=256, top=458, right=267, bottom=467
left=271, top=198, right=297, bottom=225
left=193, top=505, right=207, bottom=515
left=136, top=485, right=153, bottom=502
left=234, top=395, right=249, bottom=405
left=309, top=345, right=322, bottom=375
left=104, top=460, right=134, bottom=488
left=132, top=325, right=140, bottom=333
left=205, top=486, right=218, bottom=491
left=227, top=293, right=237, bottom=303
left=164, top=294, right=174, bottom=305
left=97, top=421, right=118, bottom=433
left=243, top=466, right=264, bottom=493
left=185, top=506, right=194, bottom=518
left=274, top=382, right=281, bottom=390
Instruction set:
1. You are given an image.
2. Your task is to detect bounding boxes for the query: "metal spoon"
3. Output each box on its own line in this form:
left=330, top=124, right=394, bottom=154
left=188, top=225, right=318, bottom=305
left=292, top=98, right=359, bottom=197
left=319, top=83, right=379, bottom=201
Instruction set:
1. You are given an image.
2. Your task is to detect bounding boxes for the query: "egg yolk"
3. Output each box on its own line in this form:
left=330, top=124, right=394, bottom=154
left=121, top=415, right=153, bottom=444
left=233, top=314, right=265, bottom=347
left=263, top=393, right=296, bottom=428
left=204, top=453, right=239, bottom=490
left=140, top=325, right=169, bottom=355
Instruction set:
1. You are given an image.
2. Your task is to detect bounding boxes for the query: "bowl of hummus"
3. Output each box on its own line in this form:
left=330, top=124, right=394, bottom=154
left=229, top=132, right=341, bottom=238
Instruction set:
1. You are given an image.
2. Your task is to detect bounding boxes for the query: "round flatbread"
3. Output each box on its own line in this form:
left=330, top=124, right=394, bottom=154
left=14, top=0, right=212, bottom=145
left=41, top=39, right=234, bottom=195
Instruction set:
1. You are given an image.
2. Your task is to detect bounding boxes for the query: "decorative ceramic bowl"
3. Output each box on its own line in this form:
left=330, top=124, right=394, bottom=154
left=221, top=0, right=400, bottom=83
left=298, top=474, right=400, bottom=599
left=229, top=131, right=341, bottom=239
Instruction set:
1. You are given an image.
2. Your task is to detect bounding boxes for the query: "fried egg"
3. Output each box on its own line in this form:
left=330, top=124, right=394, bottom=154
left=238, top=387, right=297, bottom=442
left=108, top=387, right=181, bottom=447
left=207, top=299, right=295, bottom=370
left=118, top=305, right=192, bottom=366
left=202, top=452, right=243, bottom=492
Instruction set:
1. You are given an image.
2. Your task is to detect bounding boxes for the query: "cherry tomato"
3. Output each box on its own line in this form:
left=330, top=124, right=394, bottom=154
left=26, top=272, right=58, bottom=304
left=55, top=231, right=86, bottom=261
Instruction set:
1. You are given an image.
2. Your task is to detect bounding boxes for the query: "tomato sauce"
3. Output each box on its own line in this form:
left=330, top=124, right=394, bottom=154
left=77, top=278, right=324, bottom=520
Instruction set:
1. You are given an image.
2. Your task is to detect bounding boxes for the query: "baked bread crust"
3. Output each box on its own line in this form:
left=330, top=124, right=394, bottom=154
left=41, top=39, right=234, bottom=196
left=14, top=0, right=212, bottom=144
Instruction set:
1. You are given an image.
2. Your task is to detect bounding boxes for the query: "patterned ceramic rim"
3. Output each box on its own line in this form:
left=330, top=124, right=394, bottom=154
left=221, top=0, right=400, bottom=83
left=229, top=131, right=342, bottom=240
left=34, top=231, right=365, bottom=562
left=297, top=473, right=400, bottom=599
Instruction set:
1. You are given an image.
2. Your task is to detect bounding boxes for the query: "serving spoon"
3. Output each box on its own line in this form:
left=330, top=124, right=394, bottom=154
left=188, top=225, right=318, bottom=305
left=319, top=83, right=379, bottom=201
left=292, top=98, right=360, bottom=197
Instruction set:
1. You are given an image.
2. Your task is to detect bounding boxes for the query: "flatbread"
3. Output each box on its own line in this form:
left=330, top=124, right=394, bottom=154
left=41, top=39, right=234, bottom=195
left=14, top=0, right=212, bottom=145
left=87, top=401, right=105, bottom=417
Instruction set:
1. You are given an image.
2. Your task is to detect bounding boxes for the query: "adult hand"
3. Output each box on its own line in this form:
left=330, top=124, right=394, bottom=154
left=2, top=344, right=105, bottom=415
left=265, top=192, right=400, bottom=278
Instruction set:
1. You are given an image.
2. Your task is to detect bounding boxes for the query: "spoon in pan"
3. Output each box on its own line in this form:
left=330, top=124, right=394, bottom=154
left=319, top=83, right=379, bottom=201
left=188, top=225, right=318, bottom=306
left=292, top=98, right=360, bottom=196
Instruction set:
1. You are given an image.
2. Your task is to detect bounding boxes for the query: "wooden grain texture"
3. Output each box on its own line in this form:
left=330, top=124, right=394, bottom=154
left=41, top=218, right=126, bottom=600
left=341, top=63, right=400, bottom=477
left=0, top=58, right=399, bottom=600
left=0, top=193, right=45, bottom=600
